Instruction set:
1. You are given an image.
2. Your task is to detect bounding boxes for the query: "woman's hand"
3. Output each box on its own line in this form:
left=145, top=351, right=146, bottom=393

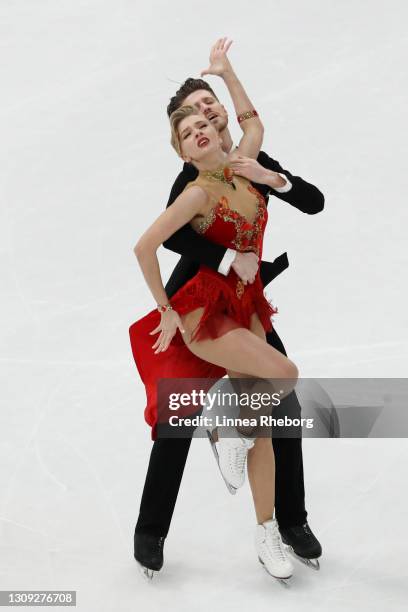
left=229, top=155, right=271, bottom=184
left=149, top=310, right=185, bottom=354
left=201, top=37, right=233, bottom=78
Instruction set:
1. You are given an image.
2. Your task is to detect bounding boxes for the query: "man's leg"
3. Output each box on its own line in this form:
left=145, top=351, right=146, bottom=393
left=135, top=436, right=192, bottom=537
left=264, top=326, right=307, bottom=527
left=134, top=431, right=194, bottom=575
left=135, top=275, right=199, bottom=541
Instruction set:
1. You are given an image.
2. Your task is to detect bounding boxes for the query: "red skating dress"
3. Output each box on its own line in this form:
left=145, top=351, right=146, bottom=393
left=129, top=172, right=278, bottom=439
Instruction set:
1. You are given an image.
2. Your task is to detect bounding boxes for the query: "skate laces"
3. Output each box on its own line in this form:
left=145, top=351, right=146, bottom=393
left=229, top=438, right=252, bottom=474
left=264, top=522, right=287, bottom=562
left=234, top=445, right=247, bottom=473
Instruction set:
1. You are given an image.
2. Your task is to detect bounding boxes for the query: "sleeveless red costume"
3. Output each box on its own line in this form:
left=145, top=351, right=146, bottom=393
left=129, top=173, right=278, bottom=439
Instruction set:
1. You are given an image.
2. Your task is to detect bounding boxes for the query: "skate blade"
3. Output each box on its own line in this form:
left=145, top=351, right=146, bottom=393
left=136, top=559, right=155, bottom=581
left=286, top=546, right=320, bottom=571
left=206, top=430, right=237, bottom=496
left=258, top=557, right=292, bottom=587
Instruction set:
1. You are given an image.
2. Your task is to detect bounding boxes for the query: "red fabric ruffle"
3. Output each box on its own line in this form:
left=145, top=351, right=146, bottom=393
left=170, top=266, right=277, bottom=342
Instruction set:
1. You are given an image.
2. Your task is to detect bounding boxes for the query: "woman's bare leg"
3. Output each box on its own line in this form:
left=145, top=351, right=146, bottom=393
left=179, top=308, right=298, bottom=391
left=179, top=309, right=292, bottom=524
left=247, top=437, right=275, bottom=523
left=226, top=315, right=276, bottom=524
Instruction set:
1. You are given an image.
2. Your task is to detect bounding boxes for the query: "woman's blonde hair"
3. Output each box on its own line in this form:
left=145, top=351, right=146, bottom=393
left=169, top=105, right=201, bottom=156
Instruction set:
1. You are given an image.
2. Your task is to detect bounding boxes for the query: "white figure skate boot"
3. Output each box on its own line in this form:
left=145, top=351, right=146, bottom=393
left=212, top=427, right=255, bottom=490
left=255, top=518, right=294, bottom=585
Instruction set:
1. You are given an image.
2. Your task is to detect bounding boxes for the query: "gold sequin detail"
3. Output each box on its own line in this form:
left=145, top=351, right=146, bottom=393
left=236, top=279, right=245, bottom=299
left=196, top=206, right=217, bottom=234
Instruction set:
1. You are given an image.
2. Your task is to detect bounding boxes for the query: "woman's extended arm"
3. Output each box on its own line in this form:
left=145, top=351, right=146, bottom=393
left=134, top=185, right=206, bottom=305
left=133, top=185, right=207, bottom=352
left=201, top=37, right=264, bottom=159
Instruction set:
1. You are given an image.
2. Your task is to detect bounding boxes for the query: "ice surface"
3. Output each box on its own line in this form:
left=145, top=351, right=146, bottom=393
left=1, top=0, right=407, bottom=610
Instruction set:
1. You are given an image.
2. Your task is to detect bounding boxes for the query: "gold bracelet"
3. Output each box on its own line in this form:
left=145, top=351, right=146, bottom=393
left=237, top=109, right=259, bottom=124
left=157, top=303, right=173, bottom=313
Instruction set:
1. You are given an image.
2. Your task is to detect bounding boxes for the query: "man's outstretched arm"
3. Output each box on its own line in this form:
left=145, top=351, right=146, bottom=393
left=257, top=151, right=325, bottom=214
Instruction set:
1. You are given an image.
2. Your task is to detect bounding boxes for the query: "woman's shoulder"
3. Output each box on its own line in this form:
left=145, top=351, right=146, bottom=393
left=182, top=176, right=203, bottom=192
left=181, top=177, right=221, bottom=211
left=182, top=175, right=212, bottom=196
left=181, top=179, right=210, bottom=203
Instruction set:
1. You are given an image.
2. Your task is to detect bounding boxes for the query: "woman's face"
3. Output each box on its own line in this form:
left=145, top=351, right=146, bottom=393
left=177, top=113, right=220, bottom=163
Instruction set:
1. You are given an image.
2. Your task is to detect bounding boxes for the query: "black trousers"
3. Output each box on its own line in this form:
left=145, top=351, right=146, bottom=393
left=135, top=325, right=307, bottom=536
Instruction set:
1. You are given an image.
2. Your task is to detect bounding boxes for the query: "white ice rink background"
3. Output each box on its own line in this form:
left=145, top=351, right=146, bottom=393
left=1, top=1, right=407, bottom=610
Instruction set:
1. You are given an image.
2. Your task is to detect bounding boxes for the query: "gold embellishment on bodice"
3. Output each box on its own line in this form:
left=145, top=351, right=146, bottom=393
left=196, top=184, right=266, bottom=257
left=192, top=182, right=266, bottom=299
left=236, top=279, right=245, bottom=299
left=201, top=165, right=236, bottom=190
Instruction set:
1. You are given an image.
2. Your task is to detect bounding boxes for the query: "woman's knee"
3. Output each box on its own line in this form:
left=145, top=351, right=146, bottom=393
left=286, top=359, right=299, bottom=381
left=265, top=356, right=298, bottom=382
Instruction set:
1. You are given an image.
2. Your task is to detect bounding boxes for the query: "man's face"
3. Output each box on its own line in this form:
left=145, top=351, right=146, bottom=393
left=181, top=89, right=228, bottom=132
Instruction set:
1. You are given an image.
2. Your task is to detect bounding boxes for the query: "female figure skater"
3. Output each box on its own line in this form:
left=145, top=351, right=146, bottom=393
left=129, top=38, right=298, bottom=582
